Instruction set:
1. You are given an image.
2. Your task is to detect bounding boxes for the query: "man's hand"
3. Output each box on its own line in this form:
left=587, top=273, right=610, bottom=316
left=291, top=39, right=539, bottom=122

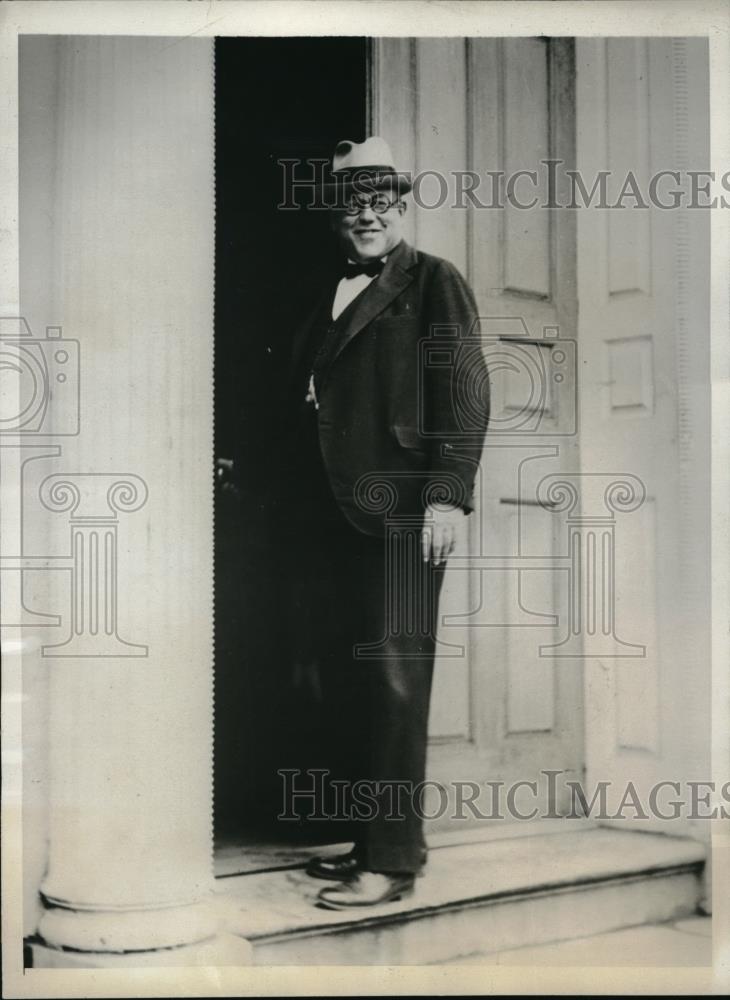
left=215, top=457, right=237, bottom=495
left=422, top=503, right=465, bottom=565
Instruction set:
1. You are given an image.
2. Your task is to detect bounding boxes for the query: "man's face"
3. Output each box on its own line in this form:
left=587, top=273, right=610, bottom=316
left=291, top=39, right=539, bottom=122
left=331, top=187, right=406, bottom=262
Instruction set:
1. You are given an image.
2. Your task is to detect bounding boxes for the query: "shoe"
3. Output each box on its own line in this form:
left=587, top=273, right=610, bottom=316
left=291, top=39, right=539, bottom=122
left=316, top=871, right=415, bottom=910
left=305, top=850, right=361, bottom=881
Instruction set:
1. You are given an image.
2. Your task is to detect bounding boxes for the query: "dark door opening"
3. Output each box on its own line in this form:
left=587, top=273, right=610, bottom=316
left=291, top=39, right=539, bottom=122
left=213, top=37, right=368, bottom=848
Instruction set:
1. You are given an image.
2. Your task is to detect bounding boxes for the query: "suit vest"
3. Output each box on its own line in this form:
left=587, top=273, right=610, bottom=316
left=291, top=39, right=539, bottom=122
left=298, top=278, right=369, bottom=410
left=289, top=280, right=374, bottom=514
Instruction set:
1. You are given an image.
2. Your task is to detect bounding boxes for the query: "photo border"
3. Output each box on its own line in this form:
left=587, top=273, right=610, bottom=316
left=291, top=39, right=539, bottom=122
left=1, top=2, right=728, bottom=997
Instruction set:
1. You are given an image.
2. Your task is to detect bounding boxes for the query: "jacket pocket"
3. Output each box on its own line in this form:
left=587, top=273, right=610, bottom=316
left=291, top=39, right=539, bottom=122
left=391, top=424, right=429, bottom=456
left=374, top=315, right=420, bottom=335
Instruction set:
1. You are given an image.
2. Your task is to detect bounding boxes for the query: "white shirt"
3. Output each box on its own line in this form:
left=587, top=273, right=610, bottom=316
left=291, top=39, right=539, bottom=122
left=331, top=256, right=387, bottom=320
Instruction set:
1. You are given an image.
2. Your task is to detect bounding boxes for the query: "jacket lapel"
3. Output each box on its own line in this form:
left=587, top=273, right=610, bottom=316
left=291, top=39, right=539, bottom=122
left=288, top=282, right=336, bottom=383
left=288, top=240, right=418, bottom=390
left=329, top=240, right=418, bottom=366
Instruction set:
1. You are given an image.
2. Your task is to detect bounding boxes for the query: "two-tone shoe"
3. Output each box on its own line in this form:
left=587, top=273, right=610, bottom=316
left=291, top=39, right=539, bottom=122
left=316, top=871, right=415, bottom=910
left=305, top=850, right=361, bottom=881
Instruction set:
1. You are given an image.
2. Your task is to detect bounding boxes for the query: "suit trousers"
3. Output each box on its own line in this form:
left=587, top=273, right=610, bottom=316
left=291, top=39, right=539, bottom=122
left=284, top=405, right=445, bottom=874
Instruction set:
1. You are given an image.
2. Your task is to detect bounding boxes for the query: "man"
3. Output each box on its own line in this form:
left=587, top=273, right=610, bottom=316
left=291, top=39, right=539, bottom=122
left=281, top=137, right=489, bottom=909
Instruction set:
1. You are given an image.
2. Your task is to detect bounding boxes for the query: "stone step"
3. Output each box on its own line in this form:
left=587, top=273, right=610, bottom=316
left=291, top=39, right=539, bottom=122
left=216, top=827, right=706, bottom=965
left=214, top=816, right=581, bottom=878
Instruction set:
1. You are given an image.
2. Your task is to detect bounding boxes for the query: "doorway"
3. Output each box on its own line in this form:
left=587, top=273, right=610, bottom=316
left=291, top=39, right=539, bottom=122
left=214, top=37, right=585, bottom=870
left=213, top=37, right=368, bottom=846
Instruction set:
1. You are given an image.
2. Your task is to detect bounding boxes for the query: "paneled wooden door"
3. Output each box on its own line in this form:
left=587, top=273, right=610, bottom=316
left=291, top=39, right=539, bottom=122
left=372, top=38, right=583, bottom=824
left=575, top=38, right=711, bottom=836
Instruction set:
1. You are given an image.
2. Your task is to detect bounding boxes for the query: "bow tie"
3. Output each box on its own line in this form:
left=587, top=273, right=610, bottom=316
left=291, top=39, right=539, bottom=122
left=341, top=258, right=385, bottom=280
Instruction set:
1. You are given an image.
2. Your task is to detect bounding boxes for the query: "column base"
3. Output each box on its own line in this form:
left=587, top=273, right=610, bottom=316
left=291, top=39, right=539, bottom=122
left=38, top=896, right=219, bottom=953
left=27, top=932, right=253, bottom=968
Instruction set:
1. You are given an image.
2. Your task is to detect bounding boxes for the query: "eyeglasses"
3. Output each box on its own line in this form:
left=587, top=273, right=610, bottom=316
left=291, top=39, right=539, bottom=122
left=343, top=193, right=402, bottom=216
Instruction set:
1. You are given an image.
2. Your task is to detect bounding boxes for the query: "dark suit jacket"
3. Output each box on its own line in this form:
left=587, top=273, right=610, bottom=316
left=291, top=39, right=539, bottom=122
left=286, top=239, right=490, bottom=537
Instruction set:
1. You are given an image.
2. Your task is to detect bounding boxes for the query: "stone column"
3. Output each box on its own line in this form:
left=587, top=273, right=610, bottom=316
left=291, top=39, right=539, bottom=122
left=18, top=36, right=246, bottom=963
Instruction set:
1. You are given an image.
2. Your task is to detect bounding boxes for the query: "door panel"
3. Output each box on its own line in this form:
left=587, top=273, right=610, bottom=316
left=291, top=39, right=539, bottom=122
left=503, top=38, right=552, bottom=297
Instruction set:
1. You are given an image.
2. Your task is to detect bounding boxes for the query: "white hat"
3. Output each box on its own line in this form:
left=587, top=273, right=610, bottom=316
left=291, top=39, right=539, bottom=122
left=323, top=136, right=412, bottom=195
